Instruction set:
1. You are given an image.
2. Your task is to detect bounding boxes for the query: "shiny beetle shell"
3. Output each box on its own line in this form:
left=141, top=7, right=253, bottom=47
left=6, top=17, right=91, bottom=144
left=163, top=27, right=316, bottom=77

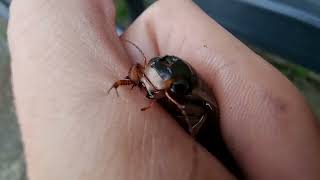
left=142, top=56, right=218, bottom=135
left=140, top=56, right=196, bottom=98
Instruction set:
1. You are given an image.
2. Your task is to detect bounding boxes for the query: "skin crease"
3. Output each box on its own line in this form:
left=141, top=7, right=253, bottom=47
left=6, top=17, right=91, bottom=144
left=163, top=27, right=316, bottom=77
left=8, top=0, right=320, bottom=180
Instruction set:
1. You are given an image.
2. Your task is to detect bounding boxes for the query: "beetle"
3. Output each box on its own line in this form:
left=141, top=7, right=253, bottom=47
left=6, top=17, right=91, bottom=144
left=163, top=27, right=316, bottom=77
left=108, top=40, right=219, bottom=136
left=107, top=40, right=243, bottom=178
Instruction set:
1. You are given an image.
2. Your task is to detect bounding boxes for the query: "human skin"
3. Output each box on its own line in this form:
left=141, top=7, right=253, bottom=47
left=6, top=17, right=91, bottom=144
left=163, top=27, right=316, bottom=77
left=8, top=0, right=320, bottom=179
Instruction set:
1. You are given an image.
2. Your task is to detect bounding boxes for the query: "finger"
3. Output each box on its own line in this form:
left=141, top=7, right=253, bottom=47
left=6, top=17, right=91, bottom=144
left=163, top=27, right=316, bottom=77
left=121, top=0, right=320, bottom=179
left=8, top=0, right=234, bottom=180
left=8, top=0, right=126, bottom=179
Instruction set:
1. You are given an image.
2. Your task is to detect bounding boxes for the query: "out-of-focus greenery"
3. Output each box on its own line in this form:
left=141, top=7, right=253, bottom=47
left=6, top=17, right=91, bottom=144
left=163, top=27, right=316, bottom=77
left=115, top=0, right=155, bottom=28
left=253, top=48, right=320, bottom=119
left=115, top=0, right=129, bottom=28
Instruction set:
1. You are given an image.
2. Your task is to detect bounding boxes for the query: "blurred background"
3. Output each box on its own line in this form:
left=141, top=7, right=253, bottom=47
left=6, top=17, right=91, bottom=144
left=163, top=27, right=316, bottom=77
left=0, top=0, right=319, bottom=179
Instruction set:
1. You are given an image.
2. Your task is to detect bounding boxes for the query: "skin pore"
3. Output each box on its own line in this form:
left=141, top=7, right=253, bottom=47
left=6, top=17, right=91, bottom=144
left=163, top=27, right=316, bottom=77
left=8, top=0, right=320, bottom=179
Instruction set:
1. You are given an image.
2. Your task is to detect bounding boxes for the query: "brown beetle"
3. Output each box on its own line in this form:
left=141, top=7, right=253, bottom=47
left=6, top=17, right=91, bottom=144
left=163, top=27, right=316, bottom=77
left=108, top=40, right=243, bottom=177
left=108, top=40, right=218, bottom=136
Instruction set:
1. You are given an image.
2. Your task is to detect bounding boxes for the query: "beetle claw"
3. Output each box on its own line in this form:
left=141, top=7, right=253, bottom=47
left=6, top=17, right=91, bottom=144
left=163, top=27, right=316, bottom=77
left=115, top=89, right=119, bottom=97
left=106, top=87, right=113, bottom=94
left=107, top=87, right=119, bottom=97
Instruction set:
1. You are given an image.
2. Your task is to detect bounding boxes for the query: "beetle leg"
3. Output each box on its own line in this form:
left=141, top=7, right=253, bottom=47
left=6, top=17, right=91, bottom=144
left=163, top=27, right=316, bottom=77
left=140, top=101, right=155, bottom=111
left=107, top=79, right=134, bottom=96
left=165, top=91, right=185, bottom=109
left=190, top=113, right=207, bottom=137
left=165, top=91, right=193, bottom=134
left=125, top=76, right=136, bottom=91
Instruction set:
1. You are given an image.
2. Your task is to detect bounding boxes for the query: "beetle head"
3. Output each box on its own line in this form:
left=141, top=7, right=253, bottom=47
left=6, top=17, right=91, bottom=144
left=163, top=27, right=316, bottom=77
left=128, top=64, right=144, bottom=83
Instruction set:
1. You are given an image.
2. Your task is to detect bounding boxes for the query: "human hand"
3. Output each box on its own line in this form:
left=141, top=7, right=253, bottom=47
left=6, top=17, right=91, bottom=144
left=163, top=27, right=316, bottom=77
left=8, top=0, right=320, bottom=179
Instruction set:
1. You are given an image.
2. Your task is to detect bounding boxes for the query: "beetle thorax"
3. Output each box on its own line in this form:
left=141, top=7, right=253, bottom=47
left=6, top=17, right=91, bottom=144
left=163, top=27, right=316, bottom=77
left=140, top=65, right=169, bottom=99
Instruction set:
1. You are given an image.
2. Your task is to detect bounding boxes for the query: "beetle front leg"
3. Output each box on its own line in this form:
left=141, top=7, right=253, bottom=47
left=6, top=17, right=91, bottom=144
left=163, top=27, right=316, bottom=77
left=107, top=79, right=134, bottom=96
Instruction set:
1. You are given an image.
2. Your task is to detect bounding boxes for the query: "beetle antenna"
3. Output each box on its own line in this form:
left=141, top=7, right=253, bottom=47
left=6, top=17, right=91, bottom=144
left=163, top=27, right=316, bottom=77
left=123, top=39, right=147, bottom=68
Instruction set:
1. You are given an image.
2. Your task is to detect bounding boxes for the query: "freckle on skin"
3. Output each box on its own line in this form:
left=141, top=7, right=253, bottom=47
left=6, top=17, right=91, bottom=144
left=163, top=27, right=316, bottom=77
left=259, top=89, right=288, bottom=118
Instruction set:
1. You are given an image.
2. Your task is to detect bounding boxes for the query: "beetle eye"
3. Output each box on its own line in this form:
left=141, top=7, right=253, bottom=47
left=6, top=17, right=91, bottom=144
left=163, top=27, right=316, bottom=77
left=170, top=80, right=190, bottom=95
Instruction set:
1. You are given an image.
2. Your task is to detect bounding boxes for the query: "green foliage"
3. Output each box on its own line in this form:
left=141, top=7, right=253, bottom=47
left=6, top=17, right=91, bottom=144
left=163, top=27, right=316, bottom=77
left=115, top=0, right=129, bottom=27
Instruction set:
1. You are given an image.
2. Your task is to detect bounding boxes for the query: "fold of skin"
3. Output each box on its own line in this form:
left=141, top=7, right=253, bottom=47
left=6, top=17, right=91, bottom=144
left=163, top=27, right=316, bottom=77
left=8, top=0, right=320, bottom=180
